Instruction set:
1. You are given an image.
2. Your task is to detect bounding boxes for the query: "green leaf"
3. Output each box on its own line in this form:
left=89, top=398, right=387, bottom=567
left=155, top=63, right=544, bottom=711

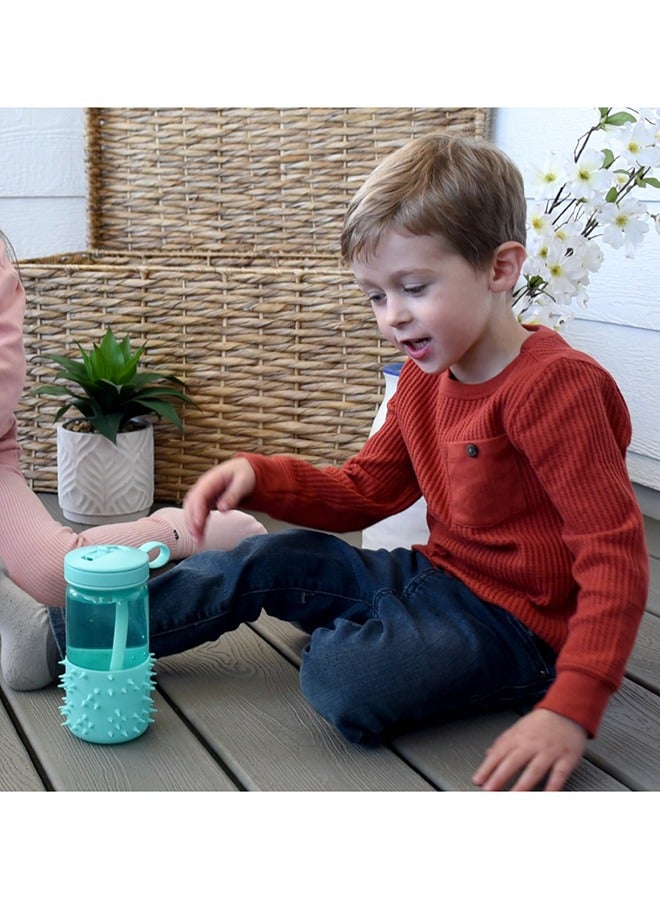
left=88, top=412, right=125, bottom=444
left=601, top=148, right=615, bottom=168
left=33, top=383, right=78, bottom=399
left=129, top=371, right=186, bottom=389
left=640, top=175, right=660, bottom=189
left=42, top=353, right=88, bottom=382
left=604, top=111, right=636, bottom=127
left=131, top=385, right=193, bottom=402
left=137, top=399, right=185, bottom=432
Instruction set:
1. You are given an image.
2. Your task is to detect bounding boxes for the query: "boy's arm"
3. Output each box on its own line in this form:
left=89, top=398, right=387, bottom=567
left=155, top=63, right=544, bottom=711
left=185, top=389, right=421, bottom=542
left=235, top=406, right=422, bottom=533
left=509, top=357, right=648, bottom=739
left=472, top=709, right=587, bottom=791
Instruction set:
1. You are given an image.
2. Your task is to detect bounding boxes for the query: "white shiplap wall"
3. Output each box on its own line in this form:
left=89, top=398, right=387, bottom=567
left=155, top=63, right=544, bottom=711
left=0, top=107, right=86, bottom=258
left=1, top=106, right=659, bottom=507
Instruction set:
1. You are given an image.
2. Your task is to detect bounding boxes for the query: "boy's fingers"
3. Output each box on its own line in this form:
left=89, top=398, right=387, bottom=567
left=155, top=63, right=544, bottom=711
left=183, top=490, right=216, bottom=539
left=213, top=482, right=240, bottom=513
left=472, top=743, right=507, bottom=788
left=510, top=756, right=551, bottom=792
left=479, top=754, right=523, bottom=791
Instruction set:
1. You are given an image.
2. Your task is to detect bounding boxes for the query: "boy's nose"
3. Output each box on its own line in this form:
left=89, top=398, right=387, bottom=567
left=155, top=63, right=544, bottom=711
left=385, top=296, right=412, bottom=327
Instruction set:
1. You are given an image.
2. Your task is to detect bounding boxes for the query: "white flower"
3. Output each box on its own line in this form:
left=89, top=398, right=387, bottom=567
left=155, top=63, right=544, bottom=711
left=527, top=206, right=555, bottom=238
left=569, top=149, right=612, bottom=199
left=614, top=120, right=660, bottom=168
left=542, top=245, right=589, bottom=301
left=599, top=198, right=650, bottom=257
left=528, top=153, right=567, bottom=199
left=521, top=247, right=548, bottom=280
left=575, top=238, right=604, bottom=273
left=552, top=219, right=586, bottom=248
left=515, top=296, right=577, bottom=329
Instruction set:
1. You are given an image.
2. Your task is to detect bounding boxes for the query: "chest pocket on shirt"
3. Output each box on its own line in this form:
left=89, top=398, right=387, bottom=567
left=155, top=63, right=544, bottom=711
left=446, top=434, right=526, bottom=528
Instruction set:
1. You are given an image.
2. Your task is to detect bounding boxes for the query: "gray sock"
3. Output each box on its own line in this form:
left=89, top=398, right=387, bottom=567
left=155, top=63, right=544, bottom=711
left=0, top=560, right=60, bottom=690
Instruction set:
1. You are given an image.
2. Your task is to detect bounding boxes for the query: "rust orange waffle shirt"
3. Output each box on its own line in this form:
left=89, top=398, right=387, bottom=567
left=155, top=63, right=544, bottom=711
left=242, top=326, right=649, bottom=736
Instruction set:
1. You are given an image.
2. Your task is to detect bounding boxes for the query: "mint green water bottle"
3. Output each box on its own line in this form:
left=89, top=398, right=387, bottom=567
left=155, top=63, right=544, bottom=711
left=60, top=542, right=169, bottom=744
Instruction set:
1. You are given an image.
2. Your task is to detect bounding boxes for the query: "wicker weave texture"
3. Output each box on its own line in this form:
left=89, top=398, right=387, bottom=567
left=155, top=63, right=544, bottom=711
left=18, top=254, right=400, bottom=501
left=19, top=107, right=490, bottom=502
left=87, top=107, right=491, bottom=255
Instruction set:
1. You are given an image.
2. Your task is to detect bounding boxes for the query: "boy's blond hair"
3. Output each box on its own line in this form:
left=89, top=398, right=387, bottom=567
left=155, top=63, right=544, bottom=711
left=341, top=134, right=527, bottom=270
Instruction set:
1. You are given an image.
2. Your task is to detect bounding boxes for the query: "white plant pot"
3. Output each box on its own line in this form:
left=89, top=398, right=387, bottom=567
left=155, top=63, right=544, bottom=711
left=57, top=421, right=155, bottom=525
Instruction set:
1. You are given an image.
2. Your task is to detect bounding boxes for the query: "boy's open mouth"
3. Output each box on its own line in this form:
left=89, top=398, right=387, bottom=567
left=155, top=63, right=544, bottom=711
left=402, top=338, right=431, bottom=358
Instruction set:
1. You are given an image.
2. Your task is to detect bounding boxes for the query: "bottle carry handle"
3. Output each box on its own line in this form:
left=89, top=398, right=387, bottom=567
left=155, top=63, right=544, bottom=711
left=139, top=541, right=170, bottom=569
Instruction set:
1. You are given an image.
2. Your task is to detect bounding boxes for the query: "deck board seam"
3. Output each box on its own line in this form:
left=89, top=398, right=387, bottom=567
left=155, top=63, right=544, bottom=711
left=150, top=685, right=248, bottom=791
left=0, top=685, right=52, bottom=791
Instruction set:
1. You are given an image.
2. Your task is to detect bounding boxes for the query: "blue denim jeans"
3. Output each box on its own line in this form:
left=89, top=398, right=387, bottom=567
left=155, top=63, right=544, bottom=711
left=49, top=530, right=556, bottom=744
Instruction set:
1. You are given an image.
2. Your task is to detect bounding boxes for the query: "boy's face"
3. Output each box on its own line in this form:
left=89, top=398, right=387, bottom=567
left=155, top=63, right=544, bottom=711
left=352, top=228, right=510, bottom=383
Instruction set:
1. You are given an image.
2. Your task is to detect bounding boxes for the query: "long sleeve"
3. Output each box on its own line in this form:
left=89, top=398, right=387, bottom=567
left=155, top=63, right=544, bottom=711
left=507, top=354, right=648, bottom=734
left=241, top=400, right=422, bottom=532
left=0, top=245, right=26, bottom=456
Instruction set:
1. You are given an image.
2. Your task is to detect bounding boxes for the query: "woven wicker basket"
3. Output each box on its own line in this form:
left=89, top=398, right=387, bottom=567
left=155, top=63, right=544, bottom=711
left=17, top=107, right=490, bottom=502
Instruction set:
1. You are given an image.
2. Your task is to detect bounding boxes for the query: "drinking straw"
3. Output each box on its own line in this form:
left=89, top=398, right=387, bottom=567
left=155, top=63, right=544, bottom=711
left=110, top=600, right=128, bottom=670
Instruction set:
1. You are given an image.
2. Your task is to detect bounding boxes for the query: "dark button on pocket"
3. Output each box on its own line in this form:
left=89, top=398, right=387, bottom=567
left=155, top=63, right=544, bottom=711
left=466, top=443, right=479, bottom=457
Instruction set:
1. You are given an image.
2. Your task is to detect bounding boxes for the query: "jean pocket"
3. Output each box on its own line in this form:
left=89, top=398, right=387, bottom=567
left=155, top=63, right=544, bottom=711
left=500, top=609, right=557, bottom=680
left=446, top=433, right=526, bottom=528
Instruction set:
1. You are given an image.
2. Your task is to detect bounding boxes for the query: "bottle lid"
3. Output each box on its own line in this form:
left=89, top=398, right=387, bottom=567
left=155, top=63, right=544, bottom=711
left=383, top=361, right=404, bottom=376
left=64, top=543, right=170, bottom=590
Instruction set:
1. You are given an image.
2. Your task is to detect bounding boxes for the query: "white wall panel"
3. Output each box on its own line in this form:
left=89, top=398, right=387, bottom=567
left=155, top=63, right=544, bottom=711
left=0, top=197, right=87, bottom=258
left=0, top=107, right=86, bottom=258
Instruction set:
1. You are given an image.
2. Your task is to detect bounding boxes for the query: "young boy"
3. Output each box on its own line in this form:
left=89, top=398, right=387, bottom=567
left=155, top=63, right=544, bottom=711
left=180, top=134, right=649, bottom=790
left=7, top=135, right=648, bottom=791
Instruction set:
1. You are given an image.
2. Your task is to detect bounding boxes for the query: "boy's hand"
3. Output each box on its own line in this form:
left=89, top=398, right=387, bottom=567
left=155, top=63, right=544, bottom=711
left=183, top=458, right=257, bottom=544
left=472, top=709, right=587, bottom=791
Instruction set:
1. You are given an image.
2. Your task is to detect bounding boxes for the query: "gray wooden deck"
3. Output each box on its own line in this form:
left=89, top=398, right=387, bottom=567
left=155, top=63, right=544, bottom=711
left=1, top=494, right=659, bottom=791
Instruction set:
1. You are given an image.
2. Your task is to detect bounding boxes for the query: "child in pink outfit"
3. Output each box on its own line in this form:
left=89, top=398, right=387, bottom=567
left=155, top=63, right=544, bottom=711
left=0, top=231, right=266, bottom=608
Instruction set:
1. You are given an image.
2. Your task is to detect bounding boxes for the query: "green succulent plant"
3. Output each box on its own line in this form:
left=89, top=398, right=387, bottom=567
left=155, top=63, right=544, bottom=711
left=34, top=328, right=194, bottom=444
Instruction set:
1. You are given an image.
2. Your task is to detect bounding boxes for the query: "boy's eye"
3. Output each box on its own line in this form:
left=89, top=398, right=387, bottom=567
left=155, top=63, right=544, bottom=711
left=367, top=291, right=386, bottom=305
left=404, top=284, right=426, bottom=296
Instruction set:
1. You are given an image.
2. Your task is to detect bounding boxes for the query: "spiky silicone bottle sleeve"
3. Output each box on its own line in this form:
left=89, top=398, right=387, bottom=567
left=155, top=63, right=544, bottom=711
left=60, top=656, right=156, bottom=744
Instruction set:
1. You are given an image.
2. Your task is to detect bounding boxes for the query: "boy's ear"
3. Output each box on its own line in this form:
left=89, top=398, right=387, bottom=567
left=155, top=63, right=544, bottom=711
left=489, top=242, right=526, bottom=293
